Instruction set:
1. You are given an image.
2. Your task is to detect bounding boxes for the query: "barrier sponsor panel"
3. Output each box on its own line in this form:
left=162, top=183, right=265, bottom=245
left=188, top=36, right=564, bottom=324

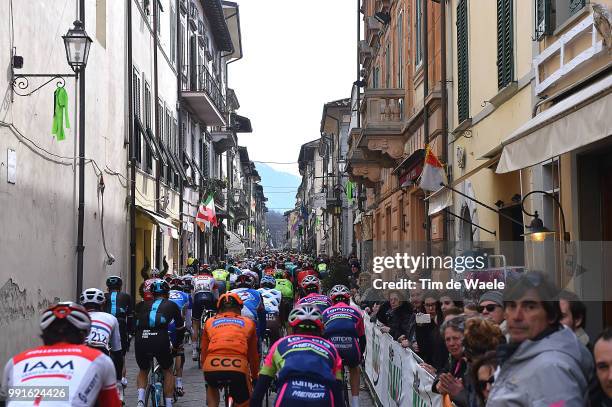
left=363, top=313, right=445, bottom=406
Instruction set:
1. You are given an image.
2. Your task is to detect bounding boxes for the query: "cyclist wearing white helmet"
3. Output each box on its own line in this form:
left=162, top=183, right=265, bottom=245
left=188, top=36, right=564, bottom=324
left=0, top=302, right=121, bottom=406
left=296, top=275, right=332, bottom=312
left=80, top=288, right=123, bottom=394
left=251, top=304, right=344, bottom=406
left=257, top=276, right=282, bottom=343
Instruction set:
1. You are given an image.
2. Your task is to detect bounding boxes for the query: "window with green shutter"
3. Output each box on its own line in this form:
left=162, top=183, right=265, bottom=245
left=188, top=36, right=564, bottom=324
left=457, top=0, right=469, bottom=123
left=497, top=0, right=513, bottom=89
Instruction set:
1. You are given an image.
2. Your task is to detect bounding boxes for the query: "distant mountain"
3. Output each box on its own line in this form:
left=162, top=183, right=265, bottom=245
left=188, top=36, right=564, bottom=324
left=255, top=163, right=300, bottom=213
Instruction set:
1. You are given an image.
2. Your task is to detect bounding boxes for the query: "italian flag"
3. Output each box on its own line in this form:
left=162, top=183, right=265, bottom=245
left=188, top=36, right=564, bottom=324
left=419, top=146, right=447, bottom=192
left=196, top=194, right=217, bottom=232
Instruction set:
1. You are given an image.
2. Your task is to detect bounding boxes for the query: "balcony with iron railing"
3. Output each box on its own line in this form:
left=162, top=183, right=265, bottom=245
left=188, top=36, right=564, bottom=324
left=181, top=64, right=227, bottom=126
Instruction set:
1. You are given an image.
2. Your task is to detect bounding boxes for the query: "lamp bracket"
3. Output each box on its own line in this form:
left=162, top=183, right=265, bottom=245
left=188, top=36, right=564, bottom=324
left=11, top=73, right=77, bottom=97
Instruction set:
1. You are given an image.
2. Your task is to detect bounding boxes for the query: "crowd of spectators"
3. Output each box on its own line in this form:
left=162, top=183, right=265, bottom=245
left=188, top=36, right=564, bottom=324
left=347, top=259, right=612, bottom=407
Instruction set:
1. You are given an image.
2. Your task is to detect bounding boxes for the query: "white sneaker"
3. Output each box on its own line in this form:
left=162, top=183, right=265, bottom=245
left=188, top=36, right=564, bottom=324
left=121, top=377, right=128, bottom=388
left=137, top=401, right=145, bottom=407
left=192, top=348, right=198, bottom=361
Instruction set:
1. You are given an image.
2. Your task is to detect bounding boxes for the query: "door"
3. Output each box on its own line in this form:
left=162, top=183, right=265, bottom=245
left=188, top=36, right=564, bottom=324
left=600, top=154, right=612, bottom=326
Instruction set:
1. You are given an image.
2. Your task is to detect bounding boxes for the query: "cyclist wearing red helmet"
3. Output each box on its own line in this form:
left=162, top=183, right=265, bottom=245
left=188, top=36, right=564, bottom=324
left=1, top=302, right=121, bottom=406
left=323, top=285, right=366, bottom=407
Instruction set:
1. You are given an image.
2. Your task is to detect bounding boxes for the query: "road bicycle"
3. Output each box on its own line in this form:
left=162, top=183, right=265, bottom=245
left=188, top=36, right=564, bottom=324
left=143, top=357, right=177, bottom=407
left=196, top=309, right=217, bottom=368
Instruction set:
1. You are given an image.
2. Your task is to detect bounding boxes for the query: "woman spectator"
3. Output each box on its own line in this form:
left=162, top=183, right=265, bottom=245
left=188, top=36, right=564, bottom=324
left=470, top=351, right=497, bottom=406
left=463, top=317, right=504, bottom=407
left=429, top=316, right=469, bottom=407
left=370, top=290, right=415, bottom=343
left=439, top=291, right=464, bottom=313
left=415, top=291, right=448, bottom=371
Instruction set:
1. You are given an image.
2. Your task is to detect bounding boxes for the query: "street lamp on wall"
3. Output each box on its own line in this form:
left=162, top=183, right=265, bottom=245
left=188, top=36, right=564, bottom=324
left=521, top=190, right=570, bottom=243
left=63, top=20, right=92, bottom=75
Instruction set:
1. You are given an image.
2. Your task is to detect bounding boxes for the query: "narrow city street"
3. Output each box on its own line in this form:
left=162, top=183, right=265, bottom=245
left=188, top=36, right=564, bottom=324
left=122, top=341, right=376, bottom=407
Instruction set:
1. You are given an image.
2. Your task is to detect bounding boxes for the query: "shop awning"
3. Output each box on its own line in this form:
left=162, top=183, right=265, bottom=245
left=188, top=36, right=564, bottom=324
left=136, top=206, right=179, bottom=238
left=495, top=76, right=612, bottom=174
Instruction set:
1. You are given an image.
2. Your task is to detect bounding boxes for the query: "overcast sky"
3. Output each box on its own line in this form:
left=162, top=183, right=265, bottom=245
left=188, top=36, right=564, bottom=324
left=230, top=0, right=357, bottom=178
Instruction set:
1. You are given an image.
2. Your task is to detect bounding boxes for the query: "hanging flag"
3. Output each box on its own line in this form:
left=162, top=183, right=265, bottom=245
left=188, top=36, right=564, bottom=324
left=419, top=146, right=447, bottom=192
left=196, top=194, right=217, bottom=231
left=345, top=180, right=355, bottom=205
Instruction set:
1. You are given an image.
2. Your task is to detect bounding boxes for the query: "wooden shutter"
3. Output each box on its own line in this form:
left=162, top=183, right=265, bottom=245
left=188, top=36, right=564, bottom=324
left=497, top=0, right=513, bottom=89
left=456, top=0, right=469, bottom=123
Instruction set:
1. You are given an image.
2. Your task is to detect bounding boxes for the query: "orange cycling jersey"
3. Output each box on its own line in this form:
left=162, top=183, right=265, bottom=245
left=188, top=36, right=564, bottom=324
left=200, top=312, right=259, bottom=379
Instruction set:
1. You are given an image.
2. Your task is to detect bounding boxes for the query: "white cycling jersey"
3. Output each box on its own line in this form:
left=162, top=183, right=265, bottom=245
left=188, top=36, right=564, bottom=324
left=1, top=344, right=120, bottom=406
left=86, top=311, right=121, bottom=352
left=257, top=288, right=281, bottom=314
left=193, top=275, right=218, bottom=296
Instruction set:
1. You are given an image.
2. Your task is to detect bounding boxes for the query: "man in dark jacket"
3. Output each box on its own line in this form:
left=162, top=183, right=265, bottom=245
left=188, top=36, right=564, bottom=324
left=589, top=328, right=612, bottom=406
left=370, top=290, right=415, bottom=342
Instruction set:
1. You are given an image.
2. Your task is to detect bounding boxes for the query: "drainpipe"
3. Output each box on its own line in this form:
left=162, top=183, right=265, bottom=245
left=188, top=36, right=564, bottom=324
left=423, top=0, right=432, bottom=263
left=177, top=0, right=185, bottom=269
left=127, top=0, right=137, bottom=303
left=153, top=0, right=162, bottom=269
left=441, top=0, right=448, bottom=242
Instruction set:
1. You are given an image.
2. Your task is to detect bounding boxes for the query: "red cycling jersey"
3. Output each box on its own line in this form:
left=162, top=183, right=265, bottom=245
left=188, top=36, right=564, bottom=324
left=1, top=343, right=120, bottom=406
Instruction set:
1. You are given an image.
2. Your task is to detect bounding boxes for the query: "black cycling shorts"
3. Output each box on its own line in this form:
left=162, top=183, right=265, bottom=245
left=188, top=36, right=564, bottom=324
left=192, top=292, right=216, bottom=321
left=118, top=321, right=130, bottom=356
left=135, top=329, right=174, bottom=371
left=204, top=370, right=251, bottom=404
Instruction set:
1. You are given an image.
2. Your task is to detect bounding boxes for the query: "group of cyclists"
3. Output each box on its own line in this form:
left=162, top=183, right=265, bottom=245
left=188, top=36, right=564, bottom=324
left=1, top=253, right=366, bottom=407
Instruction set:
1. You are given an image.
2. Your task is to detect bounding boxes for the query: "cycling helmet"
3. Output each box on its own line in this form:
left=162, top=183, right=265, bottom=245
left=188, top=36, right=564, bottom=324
left=40, top=302, right=91, bottom=332
left=235, top=274, right=255, bottom=289
left=79, top=288, right=105, bottom=306
left=169, top=277, right=183, bottom=290
left=261, top=275, right=276, bottom=289
left=217, top=292, right=244, bottom=310
left=199, top=264, right=211, bottom=274
left=301, top=275, right=321, bottom=290
left=106, top=275, right=122, bottom=289
left=288, top=304, right=324, bottom=330
left=329, top=285, right=351, bottom=303
left=151, top=280, right=170, bottom=295
left=150, top=268, right=162, bottom=278
left=274, top=270, right=285, bottom=280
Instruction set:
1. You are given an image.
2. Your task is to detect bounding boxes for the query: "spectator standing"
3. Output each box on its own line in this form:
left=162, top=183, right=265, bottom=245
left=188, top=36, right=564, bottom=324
left=487, top=272, right=593, bottom=407
left=470, top=351, right=497, bottom=406
left=370, top=290, right=415, bottom=343
left=415, top=291, right=448, bottom=371
left=589, top=328, right=612, bottom=406
left=478, top=291, right=506, bottom=337
left=559, top=290, right=590, bottom=348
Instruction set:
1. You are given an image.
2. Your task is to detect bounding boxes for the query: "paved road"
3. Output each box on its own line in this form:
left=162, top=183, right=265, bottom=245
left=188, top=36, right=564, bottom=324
left=123, top=340, right=376, bottom=406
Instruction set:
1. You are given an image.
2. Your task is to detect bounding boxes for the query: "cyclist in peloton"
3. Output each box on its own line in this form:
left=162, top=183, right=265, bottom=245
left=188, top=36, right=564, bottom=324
left=257, top=275, right=282, bottom=344
left=274, top=269, right=294, bottom=324
left=191, top=263, right=218, bottom=361
left=231, top=274, right=266, bottom=348
left=141, top=268, right=163, bottom=301
left=297, top=275, right=332, bottom=312
left=104, top=276, right=133, bottom=389
left=251, top=304, right=345, bottom=406
left=201, top=292, right=259, bottom=407
left=1, top=302, right=121, bottom=406
left=168, top=278, right=192, bottom=397
left=212, top=266, right=230, bottom=295
left=80, top=288, right=123, bottom=392
left=323, top=285, right=366, bottom=407
left=134, top=280, right=185, bottom=407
